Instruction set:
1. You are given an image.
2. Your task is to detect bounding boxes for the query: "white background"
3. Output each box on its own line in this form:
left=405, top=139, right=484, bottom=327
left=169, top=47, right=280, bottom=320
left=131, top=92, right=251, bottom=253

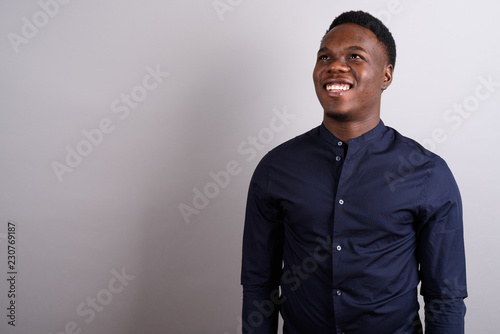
left=0, top=0, right=498, bottom=333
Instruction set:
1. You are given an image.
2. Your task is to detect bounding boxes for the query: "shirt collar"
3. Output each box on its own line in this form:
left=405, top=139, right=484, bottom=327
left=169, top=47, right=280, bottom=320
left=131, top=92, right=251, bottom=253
left=319, top=119, right=387, bottom=146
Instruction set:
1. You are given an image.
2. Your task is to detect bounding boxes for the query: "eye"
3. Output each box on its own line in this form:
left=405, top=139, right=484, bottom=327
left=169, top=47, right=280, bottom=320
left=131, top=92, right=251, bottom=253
left=318, top=54, right=329, bottom=61
left=349, top=53, right=363, bottom=60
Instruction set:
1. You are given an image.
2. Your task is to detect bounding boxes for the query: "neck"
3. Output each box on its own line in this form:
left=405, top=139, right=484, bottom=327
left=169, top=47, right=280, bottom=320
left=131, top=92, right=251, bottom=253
left=323, top=114, right=380, bottom=143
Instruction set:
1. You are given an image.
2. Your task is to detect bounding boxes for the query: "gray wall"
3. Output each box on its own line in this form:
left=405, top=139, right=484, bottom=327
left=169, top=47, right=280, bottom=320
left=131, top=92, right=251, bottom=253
left=0, top=0, right=498, bottom=333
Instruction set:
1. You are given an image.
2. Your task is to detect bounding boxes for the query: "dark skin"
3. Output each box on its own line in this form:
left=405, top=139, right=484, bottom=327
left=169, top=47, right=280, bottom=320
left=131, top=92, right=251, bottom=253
left=313, top=23, right=394, bottom=143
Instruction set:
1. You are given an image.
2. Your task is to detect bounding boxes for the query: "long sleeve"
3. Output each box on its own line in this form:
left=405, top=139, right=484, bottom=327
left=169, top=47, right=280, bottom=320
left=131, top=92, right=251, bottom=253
left=241, top=156, right=284, bottom=334
left=416, top=157, right=467, bottom=333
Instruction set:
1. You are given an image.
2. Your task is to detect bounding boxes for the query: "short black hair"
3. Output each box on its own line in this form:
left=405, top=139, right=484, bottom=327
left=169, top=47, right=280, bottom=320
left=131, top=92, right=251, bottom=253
left=325, top=10, right=396, bottom=68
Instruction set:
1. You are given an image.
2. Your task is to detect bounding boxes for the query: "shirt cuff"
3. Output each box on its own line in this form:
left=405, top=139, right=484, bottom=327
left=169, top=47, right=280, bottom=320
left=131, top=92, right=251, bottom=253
left=424, top=296, right=466, bottom=334
left=242, top=285, right=281, bottom=334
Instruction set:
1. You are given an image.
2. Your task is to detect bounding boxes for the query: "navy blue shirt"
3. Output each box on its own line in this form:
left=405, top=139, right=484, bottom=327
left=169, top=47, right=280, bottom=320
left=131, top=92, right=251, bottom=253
left=241, top=121, right=467, bottom=334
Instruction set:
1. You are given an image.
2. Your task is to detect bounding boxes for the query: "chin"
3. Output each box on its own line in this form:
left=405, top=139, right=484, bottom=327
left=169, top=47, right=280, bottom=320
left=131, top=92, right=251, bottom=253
left=325, top=110, right=351, bottom=121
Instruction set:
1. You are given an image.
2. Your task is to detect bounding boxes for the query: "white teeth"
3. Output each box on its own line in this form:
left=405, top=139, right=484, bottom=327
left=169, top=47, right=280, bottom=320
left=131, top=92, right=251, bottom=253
left=326, top=83, right=350, bottom=91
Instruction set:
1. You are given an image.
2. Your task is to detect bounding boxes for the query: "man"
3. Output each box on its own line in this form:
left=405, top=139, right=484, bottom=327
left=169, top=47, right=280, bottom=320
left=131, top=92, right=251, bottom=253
left=241, top=10, right=467, bottom=334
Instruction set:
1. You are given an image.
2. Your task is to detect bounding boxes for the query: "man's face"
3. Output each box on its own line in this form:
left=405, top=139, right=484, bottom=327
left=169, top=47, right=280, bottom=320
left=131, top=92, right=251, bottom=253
left=313, top=23, right=393, bottom=122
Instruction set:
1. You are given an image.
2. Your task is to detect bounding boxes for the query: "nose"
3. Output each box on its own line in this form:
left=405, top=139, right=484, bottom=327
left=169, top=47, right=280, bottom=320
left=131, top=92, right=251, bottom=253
left=327, top=59, right=350, bottom=73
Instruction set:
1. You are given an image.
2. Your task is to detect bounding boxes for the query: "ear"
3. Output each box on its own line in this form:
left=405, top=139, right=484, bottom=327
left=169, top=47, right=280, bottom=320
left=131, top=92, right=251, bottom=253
left=381, top=64, right=393, bottom=91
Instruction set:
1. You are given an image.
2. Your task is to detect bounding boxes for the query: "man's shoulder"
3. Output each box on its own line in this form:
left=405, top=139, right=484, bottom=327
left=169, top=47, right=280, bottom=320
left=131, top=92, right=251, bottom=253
left=253, top=126, right=321, bottom=171
left=387, top=126, right=437, bottom=159
left=386, top=125, right=452, bottom=172
left=268, top=126, right=321, bottom=155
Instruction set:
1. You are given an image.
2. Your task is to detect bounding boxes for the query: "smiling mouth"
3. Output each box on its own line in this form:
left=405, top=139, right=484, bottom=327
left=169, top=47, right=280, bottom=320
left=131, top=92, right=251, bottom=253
left=325, top=83, right=351, bottom=92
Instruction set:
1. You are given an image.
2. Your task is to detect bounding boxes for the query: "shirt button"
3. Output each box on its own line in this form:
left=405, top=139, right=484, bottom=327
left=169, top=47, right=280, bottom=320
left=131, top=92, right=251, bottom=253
left=336, top=245, right=342, bottom=251
left=339, top=199, right=344, bottom=205
left=335, top=156, right=341, bottom=161
left=337, top=141, right=343, bottom=146
left=336, top=290, right=342, bottom=296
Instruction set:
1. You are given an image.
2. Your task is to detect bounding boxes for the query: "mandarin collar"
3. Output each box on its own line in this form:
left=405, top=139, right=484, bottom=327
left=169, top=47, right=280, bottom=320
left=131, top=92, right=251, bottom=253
left=319, top=119, right=387, bottom=146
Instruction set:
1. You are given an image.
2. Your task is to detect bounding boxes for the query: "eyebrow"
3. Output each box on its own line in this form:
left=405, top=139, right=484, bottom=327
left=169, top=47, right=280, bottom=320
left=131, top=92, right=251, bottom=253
left=317, top=47, right=329, bottom=54
left=317, top=45, right=368, bottom=54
